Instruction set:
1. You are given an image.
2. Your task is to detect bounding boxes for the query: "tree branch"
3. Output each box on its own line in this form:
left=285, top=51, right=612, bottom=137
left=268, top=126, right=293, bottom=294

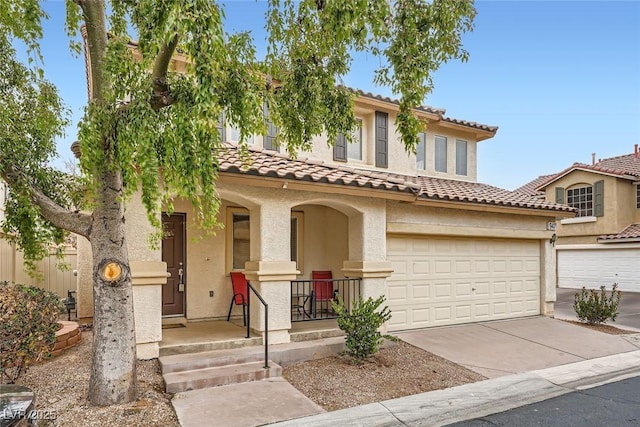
left=151, top=36, right=178, bottom=110
left=79, top=0, right=108, bottom=102
left=2, top=166, right=92, bottom=238
left=30, top=186, right=93, bottom=238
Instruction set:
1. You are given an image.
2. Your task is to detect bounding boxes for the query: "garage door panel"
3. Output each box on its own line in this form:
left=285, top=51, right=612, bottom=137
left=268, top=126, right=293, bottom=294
left=558, top=248, right=640, bottom=292
left=387, top=236, right=541, bottom=331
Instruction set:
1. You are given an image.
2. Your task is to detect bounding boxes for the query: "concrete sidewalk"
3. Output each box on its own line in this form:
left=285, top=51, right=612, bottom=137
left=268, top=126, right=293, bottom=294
left=272, top=350, right=640, bottom=426
left=171, top=317, right=640, bottom=427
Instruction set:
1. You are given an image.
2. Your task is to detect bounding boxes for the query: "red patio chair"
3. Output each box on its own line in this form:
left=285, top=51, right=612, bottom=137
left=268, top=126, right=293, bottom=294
left=227, top=272, right=249, bottom=326
left=311, top=270, right=337, bottom=318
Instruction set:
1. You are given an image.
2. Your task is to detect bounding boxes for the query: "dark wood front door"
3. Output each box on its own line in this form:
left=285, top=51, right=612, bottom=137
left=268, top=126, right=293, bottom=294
left=162, top=213, right=186, bottom=316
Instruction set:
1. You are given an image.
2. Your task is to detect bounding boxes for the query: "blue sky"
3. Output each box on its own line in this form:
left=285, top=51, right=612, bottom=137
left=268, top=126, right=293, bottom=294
left=29, top=1, right=640, bottom=190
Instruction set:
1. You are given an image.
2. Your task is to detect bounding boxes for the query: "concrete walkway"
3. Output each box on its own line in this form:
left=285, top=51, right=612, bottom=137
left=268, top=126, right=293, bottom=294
left=171, top=317, right=640, bottom=427
left=397, top=316, right=640, bottom=378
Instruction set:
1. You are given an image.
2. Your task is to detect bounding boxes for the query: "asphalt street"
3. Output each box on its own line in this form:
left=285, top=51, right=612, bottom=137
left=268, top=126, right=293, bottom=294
left=447, top=375, right=640, bottom=427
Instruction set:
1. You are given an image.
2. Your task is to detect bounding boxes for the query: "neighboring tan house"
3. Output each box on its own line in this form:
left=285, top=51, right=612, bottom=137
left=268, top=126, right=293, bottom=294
left=516, top=146, right=640, bottom=293
left=73, top=35, right=573, bottom=359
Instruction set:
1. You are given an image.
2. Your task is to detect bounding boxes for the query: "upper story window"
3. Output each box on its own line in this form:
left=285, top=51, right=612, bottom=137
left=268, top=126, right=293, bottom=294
left=334, top=118, right=364, bottom=162
left=263, top=102, right=279, bottom=151
left=416, top=132, right=426, bottom=170
left=567, top=186, right=593, bottom=217
left=347, top=119, right=363, bottom=160
left=229, top=125, right=255, bottom=145
left=637, top=185, right=640, bottom=209
left=456, top=139, right=468, bottom=176
left=558, top=180, right=604, bottom=217
left=435, top=136, right=447, bottom=173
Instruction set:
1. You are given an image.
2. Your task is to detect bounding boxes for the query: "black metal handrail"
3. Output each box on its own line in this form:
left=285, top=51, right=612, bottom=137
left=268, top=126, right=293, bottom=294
left=246, top=281, right=269, bottom=369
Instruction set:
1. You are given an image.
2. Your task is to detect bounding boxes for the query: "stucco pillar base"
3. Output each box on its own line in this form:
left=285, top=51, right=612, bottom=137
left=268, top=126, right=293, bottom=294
left=341, top=260, right=393, bottom=333
left=131, top=261, right=167, bottom=359
left=341, top=260, right=393, bottom=278
left=542, top=302, right=555, bottom=317
left=136, top=342, right=159, bottom=360
left=244, top=261, right=298, bottom=345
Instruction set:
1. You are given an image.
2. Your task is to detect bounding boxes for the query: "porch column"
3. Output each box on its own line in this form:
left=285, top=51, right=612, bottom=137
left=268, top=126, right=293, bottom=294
left=540, top=239, right=557, bottom=316
left=131, top=261, right=167, bottom=359
left=243, top=203, right=298, bottom=344
left=341, top=208, right=393, bottom=329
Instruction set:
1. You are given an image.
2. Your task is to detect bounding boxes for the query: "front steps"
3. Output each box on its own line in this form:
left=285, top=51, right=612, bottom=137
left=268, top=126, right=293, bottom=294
left=164, top=361, right=282, bottom=393
left=159, top=336, right=346, bottom=393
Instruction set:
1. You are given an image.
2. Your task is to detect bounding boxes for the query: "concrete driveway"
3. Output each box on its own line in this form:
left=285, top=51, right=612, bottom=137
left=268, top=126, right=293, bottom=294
left=554, top=287, right=640, bottom=331
left=396, top=317, right=640, bottom=379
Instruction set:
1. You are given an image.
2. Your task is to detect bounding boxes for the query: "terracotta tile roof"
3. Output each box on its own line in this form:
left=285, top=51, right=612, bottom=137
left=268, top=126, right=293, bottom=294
left=440, top=117, right=498, bottom=133
left=217, top=144, right=573, bottom=213
left=413, top=176, right=573, bottom=212
left=595, top=153, right=640, bottom=177
left=352, top=89, right=498, bottom=133
left=514, top=173, right=559, bottom=197
left=598, top=224, right=640, bottom=241
left=352, top=89, right=445, bottom=115
left=217, top=145, right=420, bottom=194
left=535, top=151, right=640, bottom=191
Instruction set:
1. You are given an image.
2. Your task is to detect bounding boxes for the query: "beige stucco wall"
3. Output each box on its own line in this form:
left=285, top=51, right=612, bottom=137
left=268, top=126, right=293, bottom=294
left=544, top=171, right=638, bottom=243
left=294, top=107, right=480, bottom=182
left=387, top=201, right=552, bottom=237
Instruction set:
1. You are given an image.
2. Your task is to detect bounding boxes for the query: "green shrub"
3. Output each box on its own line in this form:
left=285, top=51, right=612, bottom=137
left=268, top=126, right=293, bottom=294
left=332, top=295, right=396, bottom=362
left=0, top=281, right=64, bottom=383
left=573, top=284, right=622, bottom=325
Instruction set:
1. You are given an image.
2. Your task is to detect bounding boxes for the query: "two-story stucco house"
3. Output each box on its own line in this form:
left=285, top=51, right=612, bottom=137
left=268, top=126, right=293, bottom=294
left=516, top=146, right=640, bottom=293
left=72, top=86, right=576, bottom=358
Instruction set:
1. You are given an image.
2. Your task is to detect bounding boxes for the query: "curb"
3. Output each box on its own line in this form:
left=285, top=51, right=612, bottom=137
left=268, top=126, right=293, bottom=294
left=270, top=350, right=640, bottom=427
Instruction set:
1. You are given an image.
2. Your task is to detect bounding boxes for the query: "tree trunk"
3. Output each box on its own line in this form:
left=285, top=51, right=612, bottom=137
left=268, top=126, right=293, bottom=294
left=87, top=169, right=137, bottom=406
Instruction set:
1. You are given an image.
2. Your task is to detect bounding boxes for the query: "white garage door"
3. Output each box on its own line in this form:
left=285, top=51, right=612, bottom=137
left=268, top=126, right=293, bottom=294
left=387, top=235, right=541, bottom=331
left=557, top=248, right=640, bottom=292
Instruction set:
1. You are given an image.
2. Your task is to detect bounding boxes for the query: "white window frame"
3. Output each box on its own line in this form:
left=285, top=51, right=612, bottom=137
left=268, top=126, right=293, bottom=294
left=347, top=118, right=363, bottom=161
left=455, top=139, right=468, bottom=176
left=567, top=185, right=593, bottom=217
left=225, top=207, right=304, bottom=273
left=416, top=132, right=426, bottom=170
left=435, top=135, right=447, bottom=173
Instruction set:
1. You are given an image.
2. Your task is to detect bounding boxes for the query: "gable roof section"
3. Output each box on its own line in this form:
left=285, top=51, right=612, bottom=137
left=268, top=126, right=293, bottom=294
left=414, top=176, right=572, bottom=212
left=217, top=144, right=573, bottom=214
left=598, top=224, right=640, bottom=243
left=514, top=173, right=559, bottom=198
left=535, top=153, right=640, bottom=191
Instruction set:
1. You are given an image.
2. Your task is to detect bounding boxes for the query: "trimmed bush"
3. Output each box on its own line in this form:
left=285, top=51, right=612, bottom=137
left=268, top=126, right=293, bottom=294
left=332, top=295, right=396, bottom=362
left=0, top=281, right=63, bottom=383
left=573, top=284, right=622, bottom=325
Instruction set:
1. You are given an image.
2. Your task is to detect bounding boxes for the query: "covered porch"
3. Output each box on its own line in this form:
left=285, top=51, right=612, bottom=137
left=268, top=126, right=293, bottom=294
left=159, top=182, right=391, bottom=351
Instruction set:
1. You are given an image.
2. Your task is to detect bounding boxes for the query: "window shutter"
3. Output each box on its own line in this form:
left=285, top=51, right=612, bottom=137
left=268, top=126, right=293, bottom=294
left=555, top=187, right=565, bottom=204
left=375, top=111, right=388, bottom=168
left=416, top=132, right=426, bottom=170
left=263, top=101, right=278, bottom=151
left=333, top=133, right=347, bottom=161
left=594, top=180, right=604, bottom=217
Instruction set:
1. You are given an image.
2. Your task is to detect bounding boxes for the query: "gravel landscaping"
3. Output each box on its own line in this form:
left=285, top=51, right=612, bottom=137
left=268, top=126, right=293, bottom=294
left=16, top=329, right=178, bottom=427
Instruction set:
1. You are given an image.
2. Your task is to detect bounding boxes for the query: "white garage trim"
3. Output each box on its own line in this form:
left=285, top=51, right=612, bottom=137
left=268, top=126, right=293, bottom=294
left=557, top=246, right=640, bottom=292
left=387, top=235, right=541, bottom=331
